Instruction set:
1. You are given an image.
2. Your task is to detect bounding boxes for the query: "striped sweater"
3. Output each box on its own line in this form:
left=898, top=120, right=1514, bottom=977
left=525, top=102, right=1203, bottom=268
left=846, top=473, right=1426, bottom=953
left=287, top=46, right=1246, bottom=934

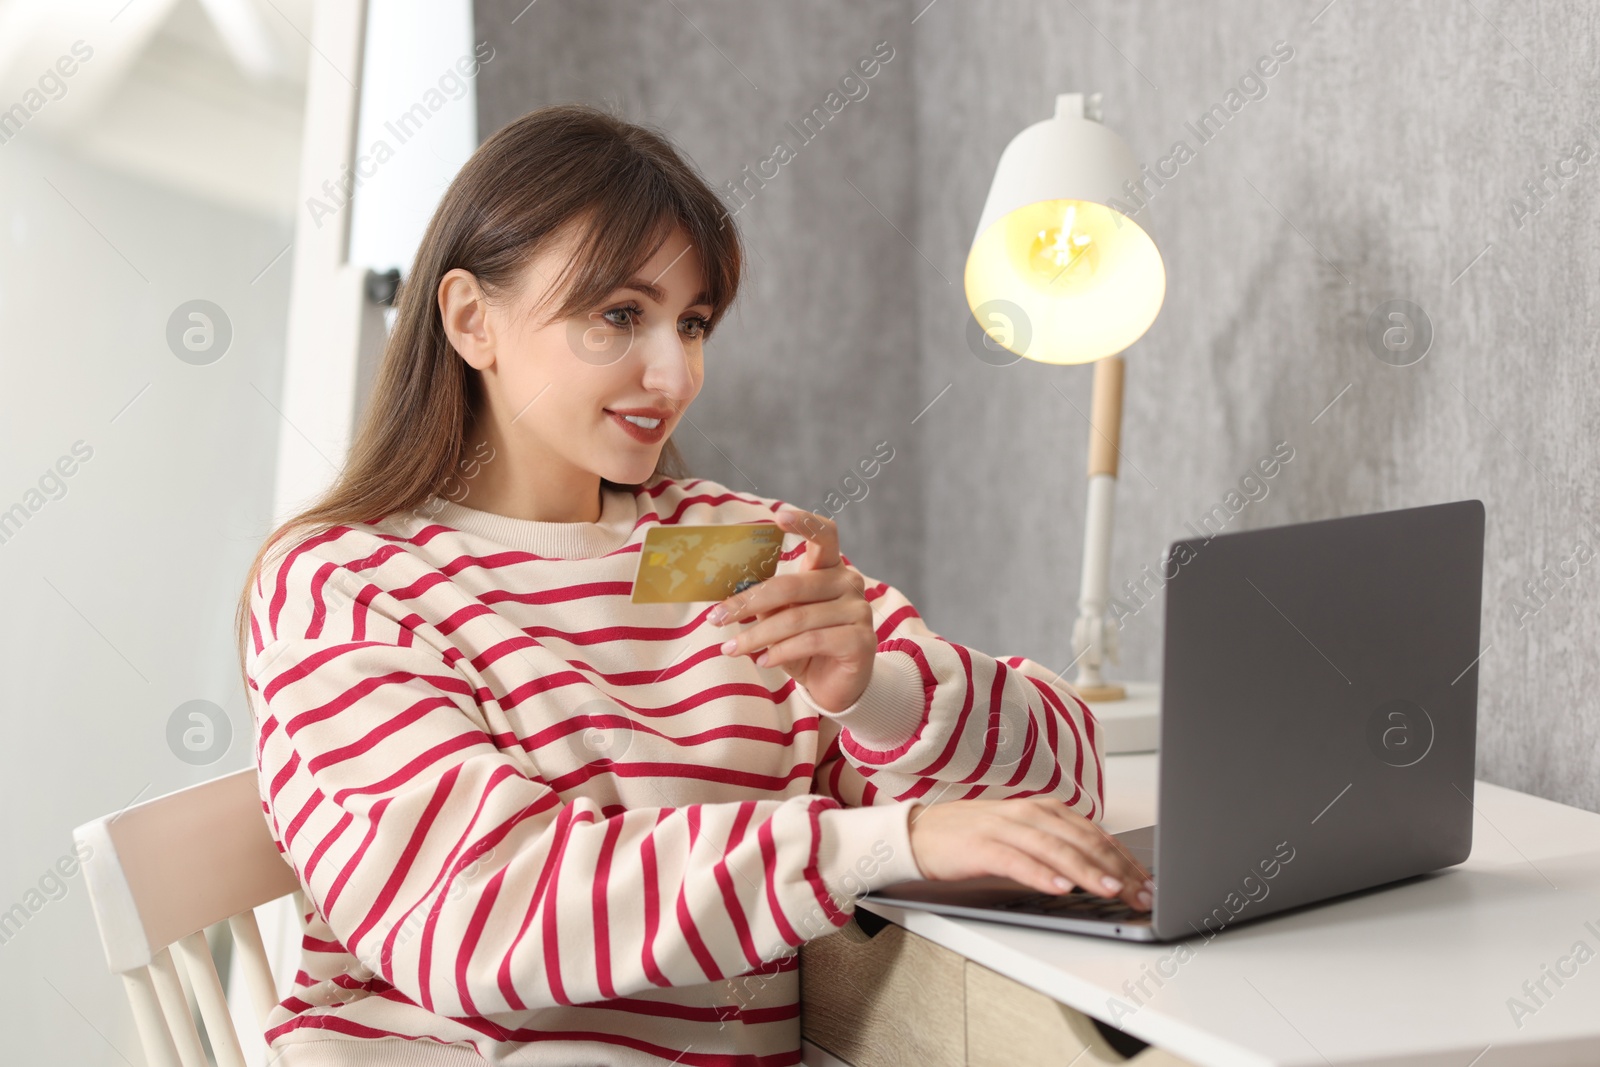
left=245, top=475, right=1105, bottom=1066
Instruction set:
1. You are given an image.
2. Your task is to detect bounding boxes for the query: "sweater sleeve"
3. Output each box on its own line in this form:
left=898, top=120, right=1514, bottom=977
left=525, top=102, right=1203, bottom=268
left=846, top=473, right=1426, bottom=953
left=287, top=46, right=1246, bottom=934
left=799, top=555, right=1105, bottom=822
left=246, top=544, right=924, bottom=1018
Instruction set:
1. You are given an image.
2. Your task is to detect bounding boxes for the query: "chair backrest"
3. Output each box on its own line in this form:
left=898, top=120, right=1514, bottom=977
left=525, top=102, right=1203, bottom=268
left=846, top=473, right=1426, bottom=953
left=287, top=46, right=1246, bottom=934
left=73, top=768, right=304, bottom=1067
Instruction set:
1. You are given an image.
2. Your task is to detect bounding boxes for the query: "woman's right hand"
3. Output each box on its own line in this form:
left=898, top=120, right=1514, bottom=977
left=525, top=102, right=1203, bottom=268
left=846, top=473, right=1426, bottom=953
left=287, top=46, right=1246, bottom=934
left=906, top=796, right=1153, bottom=911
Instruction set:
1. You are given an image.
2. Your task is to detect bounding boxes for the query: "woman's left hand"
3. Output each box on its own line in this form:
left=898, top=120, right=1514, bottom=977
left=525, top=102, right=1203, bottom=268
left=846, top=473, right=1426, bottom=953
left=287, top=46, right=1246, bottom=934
left=710, top=508, right=877, bottom=713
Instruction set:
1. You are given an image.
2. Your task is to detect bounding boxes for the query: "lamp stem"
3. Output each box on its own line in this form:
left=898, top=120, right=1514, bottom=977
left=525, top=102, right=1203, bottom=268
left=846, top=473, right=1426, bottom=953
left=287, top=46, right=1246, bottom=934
left=1072, top=355, right=1127, bottom=701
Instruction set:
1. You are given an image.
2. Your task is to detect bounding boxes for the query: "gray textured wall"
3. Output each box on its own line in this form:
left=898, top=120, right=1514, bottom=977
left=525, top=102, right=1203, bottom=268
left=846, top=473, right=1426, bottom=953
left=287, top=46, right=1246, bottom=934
left=474, top=0, right=922, bottom=596
left=913, top=0, right=1599, bottom=815
left=475, top=1, right=1599, bottom=813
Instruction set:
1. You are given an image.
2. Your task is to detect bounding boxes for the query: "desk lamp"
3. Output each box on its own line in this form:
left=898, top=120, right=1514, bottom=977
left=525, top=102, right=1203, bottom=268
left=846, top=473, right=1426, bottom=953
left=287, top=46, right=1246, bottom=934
left=964, top=93, right=1166, bottom=742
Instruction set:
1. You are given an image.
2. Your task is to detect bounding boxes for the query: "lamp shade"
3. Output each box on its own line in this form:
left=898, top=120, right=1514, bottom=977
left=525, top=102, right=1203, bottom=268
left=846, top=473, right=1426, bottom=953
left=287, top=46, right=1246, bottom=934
left=964, top=94, right=1166, bottom=365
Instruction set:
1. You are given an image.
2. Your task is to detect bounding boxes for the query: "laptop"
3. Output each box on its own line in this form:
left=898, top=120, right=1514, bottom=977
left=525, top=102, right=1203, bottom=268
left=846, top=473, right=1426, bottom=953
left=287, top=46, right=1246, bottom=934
left=861, top=499, right=1486, bottom=942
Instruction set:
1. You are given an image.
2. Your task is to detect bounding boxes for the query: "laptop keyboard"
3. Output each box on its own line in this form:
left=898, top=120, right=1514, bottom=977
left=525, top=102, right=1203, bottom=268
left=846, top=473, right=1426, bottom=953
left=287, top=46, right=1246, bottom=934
left=990, top=889, right=1146, bottom=921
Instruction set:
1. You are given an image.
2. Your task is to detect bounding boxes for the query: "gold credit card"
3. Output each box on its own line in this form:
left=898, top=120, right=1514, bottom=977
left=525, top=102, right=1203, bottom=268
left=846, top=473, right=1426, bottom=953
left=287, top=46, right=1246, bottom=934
left=630, top=523, right=785, bottom=603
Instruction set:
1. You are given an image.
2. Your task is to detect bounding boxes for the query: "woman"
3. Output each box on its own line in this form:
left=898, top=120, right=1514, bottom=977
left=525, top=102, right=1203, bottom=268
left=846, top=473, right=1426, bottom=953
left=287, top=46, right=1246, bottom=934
left=237, top=103, right=1150, bottom=1067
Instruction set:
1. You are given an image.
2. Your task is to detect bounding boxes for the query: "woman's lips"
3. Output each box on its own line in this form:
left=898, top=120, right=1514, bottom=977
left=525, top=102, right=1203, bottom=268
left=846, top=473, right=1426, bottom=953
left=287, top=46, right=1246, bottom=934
left=606, top=409, right=668, bottom=443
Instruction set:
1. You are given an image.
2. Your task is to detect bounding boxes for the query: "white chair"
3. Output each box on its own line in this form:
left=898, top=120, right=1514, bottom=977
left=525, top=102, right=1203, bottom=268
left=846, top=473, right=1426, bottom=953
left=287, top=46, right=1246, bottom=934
left=73, top=771, right=1143, bottom=1067
left=73, top=769, right=305, bottom=1067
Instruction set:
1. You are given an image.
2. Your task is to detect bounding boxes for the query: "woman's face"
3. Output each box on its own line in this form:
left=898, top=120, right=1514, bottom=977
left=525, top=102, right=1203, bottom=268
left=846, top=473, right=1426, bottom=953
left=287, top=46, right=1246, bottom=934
left=445, top=220, right=713, bottom=492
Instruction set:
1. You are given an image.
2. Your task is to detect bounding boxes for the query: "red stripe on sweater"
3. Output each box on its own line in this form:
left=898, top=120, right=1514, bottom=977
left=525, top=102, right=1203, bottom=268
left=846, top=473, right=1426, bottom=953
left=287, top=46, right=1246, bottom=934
left=655, top=491, right=775, bottom=525
left=347, top=768, right=460, bottom=990
left=1014, top=667, right=1066, bottom=800
left=1071, top=691, right=1105, bottom=813
left=282, top=789, right=321, bottom=852
left=306, top=693, right=466, bottom=774
left=1020, top=673, right=1088, bottom=812
left=322, top=794, right=388, bottom=924
left=937, top=641, right=982, bottom=776
left=872, top=603, right=920, bottom=641
left=591, top=815, right=624, bottom=999
left=597, top=760, right=814, bottom=794
left=266, top=526, right=356, bottom=641
left=801, top=797, right=850, bottom=929
left=712, top=801, right=764, bottom=971
left=493, top=802, right=580, bottom=1012
left=836, top=641, right=935, bottom=766
left=1023, top=673, right=1094, bottom=817
left=328, top=731, right=483, bottom=806
left=638, top=811, right=670, bottom=988
left=545, top=746, right=814, bottom=798
left=302, top=808, right=350, bottom=885
left=272, top=654, right=471, bottom=728
left=267, top=1016, right=480, bottom=1051
left=1010, top=703, right=1044, bottom=792
left=967, top=653, right=1011, bottom=785
left=352, top=583, right=370, bottom=641
left=404, top=780, right=512, bottom=1004
left=496, top=666, right=799, bottom=725
left=450, top=782, right=557, bottom=1012
left=267, top=749, right=300, bottom=811
left=537, top=803, right=594, bottom=1009
left=482, top=580, right=635, bottom=608
left=254, top=712, right=276, bottom=763
left=507, top=644, right=804, bottom=702
left=755, top=814, right=800, bottom=947
left=674, top=806, right=723, bottom=982
left=518, top=698, right=813, bottom=760
left=306, top=562, right=337, bottom=639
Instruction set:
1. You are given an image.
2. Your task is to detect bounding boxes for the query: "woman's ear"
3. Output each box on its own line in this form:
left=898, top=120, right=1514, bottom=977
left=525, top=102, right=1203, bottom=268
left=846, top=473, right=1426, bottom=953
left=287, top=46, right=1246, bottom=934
left=439, top=268, right=496, bottom=371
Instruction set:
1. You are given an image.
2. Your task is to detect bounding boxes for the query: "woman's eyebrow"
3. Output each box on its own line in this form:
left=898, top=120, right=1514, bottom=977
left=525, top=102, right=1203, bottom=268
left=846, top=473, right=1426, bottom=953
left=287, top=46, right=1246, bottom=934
left=622, top=279, right=712, bottom=307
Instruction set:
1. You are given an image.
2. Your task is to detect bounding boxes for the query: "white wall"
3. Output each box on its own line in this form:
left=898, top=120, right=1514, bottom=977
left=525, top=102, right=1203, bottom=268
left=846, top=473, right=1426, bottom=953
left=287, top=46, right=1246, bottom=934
left=348, top=0, right=478, bottom=275
left=0, top=133, right=293, bottom=1066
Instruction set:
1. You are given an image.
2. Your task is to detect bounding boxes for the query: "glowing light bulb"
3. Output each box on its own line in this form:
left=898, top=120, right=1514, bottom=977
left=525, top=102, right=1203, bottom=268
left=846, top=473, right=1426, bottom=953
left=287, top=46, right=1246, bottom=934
left=966, top=196, right=1165, bottom=364
left=1026, top=203, right=1100, bottom=287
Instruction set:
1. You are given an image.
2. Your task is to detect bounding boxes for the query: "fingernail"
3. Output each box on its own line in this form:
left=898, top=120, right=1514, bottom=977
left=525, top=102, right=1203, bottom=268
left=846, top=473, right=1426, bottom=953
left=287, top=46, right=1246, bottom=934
left=708, top=605, right=727, bottom=625
left=756, top=652, right=770, bottom=667
left=720, top=639, right=737, bottom=655
left=1100, top=876, right=1123, bottom=893
left=1137, top=889, right=1153, bottom=908
left=1053, top=876, right=1072, bottom=890
left=1143, top=879, right=1155, bottom=894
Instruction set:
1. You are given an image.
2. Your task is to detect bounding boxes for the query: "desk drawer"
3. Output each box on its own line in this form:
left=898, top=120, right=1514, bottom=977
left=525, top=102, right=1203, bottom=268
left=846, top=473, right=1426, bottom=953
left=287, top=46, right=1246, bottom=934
left=799, top=909, right=966, bottom=1067
left=799, top=913, right=1198, bottom=1067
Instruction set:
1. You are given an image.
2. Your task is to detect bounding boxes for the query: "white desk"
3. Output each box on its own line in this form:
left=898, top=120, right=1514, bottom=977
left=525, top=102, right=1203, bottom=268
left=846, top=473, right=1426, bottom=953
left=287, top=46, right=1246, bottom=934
left=845, top=753, right=1600, bottom=1067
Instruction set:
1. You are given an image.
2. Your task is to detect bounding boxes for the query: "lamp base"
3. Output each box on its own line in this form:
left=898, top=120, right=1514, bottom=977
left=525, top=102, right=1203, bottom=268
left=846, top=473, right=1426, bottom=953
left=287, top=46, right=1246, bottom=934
left=1076, top=681, right=1160, bottom=754
left=1073, top=683, right=1126, bottom=701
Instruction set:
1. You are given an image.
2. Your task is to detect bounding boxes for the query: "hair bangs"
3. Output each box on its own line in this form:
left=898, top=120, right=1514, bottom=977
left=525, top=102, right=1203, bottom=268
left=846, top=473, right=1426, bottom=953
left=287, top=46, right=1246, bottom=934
left=542, top=163, right=740, bottom=334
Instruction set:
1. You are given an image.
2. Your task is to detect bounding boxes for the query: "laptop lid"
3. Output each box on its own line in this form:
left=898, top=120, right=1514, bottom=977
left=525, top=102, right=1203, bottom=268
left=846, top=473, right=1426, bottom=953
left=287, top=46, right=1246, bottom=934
left=1152, top=499, right=1485, bottom=941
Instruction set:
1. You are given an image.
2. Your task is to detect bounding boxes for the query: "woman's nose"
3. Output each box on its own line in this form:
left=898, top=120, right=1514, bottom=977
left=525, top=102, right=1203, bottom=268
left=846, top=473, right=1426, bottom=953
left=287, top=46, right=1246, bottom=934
left=639, top=329, right=697, bottom=400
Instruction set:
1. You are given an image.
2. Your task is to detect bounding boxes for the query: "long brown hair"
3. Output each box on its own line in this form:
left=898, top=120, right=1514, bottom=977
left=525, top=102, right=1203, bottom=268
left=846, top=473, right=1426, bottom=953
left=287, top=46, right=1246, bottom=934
left=235, top=103, right=744, bottom=690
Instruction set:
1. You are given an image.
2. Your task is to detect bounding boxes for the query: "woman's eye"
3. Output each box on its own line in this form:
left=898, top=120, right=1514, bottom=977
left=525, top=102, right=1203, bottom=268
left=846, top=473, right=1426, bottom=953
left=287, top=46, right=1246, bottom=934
left=681, top=316, right=710, bottom=340
left=600, top=305, right=639, bottom=329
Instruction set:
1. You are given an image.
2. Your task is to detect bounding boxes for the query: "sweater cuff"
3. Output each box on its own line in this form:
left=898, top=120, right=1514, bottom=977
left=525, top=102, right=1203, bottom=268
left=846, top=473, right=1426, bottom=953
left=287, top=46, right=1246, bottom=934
left=816, top=800, right=926, bottom=901
left=797, top=651, right=927, bottom=749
